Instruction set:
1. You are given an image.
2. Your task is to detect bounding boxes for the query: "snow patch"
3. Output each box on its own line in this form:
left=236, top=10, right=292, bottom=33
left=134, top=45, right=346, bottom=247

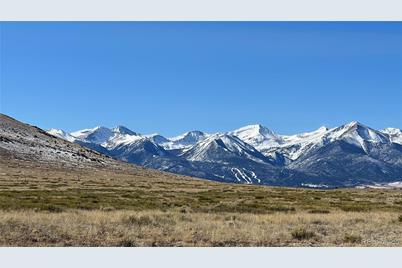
left=301, top=183, right=329, bottom=188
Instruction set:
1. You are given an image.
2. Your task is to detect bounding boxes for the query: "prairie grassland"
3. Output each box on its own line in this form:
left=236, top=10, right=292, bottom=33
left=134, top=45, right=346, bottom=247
left=1, top=159, right=402, bottom=246
left=1, top=210, right=402, bottom=246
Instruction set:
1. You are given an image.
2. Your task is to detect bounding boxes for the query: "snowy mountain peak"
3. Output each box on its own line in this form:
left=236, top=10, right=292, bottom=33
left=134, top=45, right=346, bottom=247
left=209, top=133, right=243, bottom=145
left=48, top=128, right=67, bottom=137
left=286, top=126, right=329, bottom=140
left=36, top=115, right=402, bottom=188
left=112, top=125, right=139, bottom=136
left=324, top=122, right=391, bottom=154
left=170, top=130, right=207, bottom=142
left=343, top=121, right=368, bottom=130
left=91, top=126, right=109, bottom=132
left=382, top=127, right=402, bottom=135
left=332, top=121, right=388, bottom=142
left=47, top=128, right=76, bottom=142
left=146, top=133, right=170, bottom=144
left=382, top=128, right=402, bottom=145
left=269, top=126, right=332, bottom=161
left=347, top=120, right=359, bottom=126
left=317, top=126, right=329, bottom=132
left=234, top=124, right=276, bottom=136
left=265, top=123, right=392, bottom=162
left=71, top=126, right=101, bottom=137
left=182, top=133, right=269, bottom=163
left=70, top=126, right=114, bottom=144
left=230, top=124, right=282, bottom=150
left=161, top=130, right=209, bottom=150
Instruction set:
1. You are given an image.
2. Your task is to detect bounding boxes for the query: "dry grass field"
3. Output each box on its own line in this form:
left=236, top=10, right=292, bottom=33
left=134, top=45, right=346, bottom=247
left=1, top=210, right=402, bottom=246
left=1, top=158, right=402, bottom=246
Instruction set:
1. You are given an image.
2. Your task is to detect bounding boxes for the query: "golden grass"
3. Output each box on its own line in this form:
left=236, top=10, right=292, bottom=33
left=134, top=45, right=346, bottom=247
left=0, top=209, right=401, bottom=246
left=1, top=158, right=402, bottom=246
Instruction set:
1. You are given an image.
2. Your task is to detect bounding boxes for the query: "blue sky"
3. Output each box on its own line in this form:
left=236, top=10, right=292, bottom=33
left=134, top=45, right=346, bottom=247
left=1, top=22, right=401, bottom=136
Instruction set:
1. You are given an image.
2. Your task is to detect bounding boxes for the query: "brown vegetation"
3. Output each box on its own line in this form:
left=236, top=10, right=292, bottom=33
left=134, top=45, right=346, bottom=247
left=1, top=158, right=402, bottom=246
left=1, top=210, right=401, bottom=246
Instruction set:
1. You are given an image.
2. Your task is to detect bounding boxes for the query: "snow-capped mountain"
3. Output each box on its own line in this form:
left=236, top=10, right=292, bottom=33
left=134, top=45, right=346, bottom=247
left=112, top=125, right=139, bottom=136
left=70, top=126, right=114, bottom=144
left=285, top=122, right=402, bottom=186
left=103, top=132, right=143, bottom=149
left=256, top=122, right=393, bottom=163
left=146, top=134, right=170, bottom=145
left=229, top=124, right=283, bottom=150
left=260, top=126, right=330, bottom=162
left=107, top=137, right=171, bottom=164
left=69, top=125, right=143, bottom=148
left=382, top=128, right=402, bottom=145
left=46, top=121, right=402, bottom=188
left=47, top=128, right=77, bottom=143
left=1, top=114, right=119, bottom=168
left=326, top=121, right=390, bottom=150
left=162, top=131, right=209, bottom=150
left=181, top=133, right=271, bottom=164
left=0, top=114, right=192, bottom=190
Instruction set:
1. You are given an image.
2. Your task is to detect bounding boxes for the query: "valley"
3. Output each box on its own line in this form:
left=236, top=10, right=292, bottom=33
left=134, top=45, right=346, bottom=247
left=1, top=114, right=402, bottom=246
left=1, top=156, right=402, bottom=246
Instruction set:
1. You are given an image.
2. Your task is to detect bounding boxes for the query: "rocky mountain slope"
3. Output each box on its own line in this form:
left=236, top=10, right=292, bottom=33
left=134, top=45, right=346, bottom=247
left=0, top=114, right=197, bottom=185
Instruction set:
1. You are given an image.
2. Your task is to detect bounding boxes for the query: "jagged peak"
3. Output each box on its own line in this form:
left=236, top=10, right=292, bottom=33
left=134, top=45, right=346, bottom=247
left=382, top=127, right=402, bottom=134
left=317, top=126, right=329, bottom=132
left=48, top=128, right=67, bottom=135
left=88, top=126, right=110, bottom=132
left=170, top=130, right=206, bottom=141
left=237, top=123, right=271, bottom=131
left=344, top=121, right=368, bottom=129
left=231, top=123, right=277, bottom=137
left=112, top=125, right=139, bottom=136
left=199, top=133, right=253, bottom=149
left=146, top=133, right=169, bottom=144
left=71, top=125, right=109, bottom=135
left=47, top=128, right=76, bottom=142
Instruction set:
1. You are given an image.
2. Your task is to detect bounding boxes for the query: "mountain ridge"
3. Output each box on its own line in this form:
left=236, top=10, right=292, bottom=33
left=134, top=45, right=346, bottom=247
left=40, top=118, right=402, bottom=188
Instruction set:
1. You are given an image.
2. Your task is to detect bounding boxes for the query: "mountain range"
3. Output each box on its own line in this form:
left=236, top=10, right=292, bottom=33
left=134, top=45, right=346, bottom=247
left=47, top=120, right=402, bottom=188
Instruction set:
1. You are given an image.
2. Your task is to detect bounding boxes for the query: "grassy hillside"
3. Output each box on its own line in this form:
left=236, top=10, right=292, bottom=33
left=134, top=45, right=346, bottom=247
left=2, top=158, right=402, bottom=213
left=1, top=158, right=402, bottom=246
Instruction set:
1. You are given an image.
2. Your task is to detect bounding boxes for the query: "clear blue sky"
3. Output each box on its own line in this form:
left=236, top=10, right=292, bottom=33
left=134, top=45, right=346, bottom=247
left=1, top=22, right=401, bottom=136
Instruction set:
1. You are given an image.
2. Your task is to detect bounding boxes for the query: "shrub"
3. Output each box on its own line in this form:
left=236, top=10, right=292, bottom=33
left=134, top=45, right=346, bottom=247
left=291, top=228, right=315, bottom=240
left=179, top=206, right=193, bottom=214
left=341, top=206, right=370, bottom=212
left=100, top=206, right=115, bottom=211
left=152, top=214, right=176, bottom=226
left=350, top=218, right=365, bottom=224
left=311, top=220, right=326, bottom=225
left=267, top=206, right=296, bottom=212
left=41, top=205, right=64, bottom=213
left=393, top=200, right=402, bottom=205
left=123, top=214, right=175, bottom=227
left=343, top=234, right=362, bottom=244
left=119, top=239, right=137, bottom=247
left=224, top=215, right=236, bottom=221
left=124, top=215, right=154, bottom=226
left=308, top=209, right=330, bottom=214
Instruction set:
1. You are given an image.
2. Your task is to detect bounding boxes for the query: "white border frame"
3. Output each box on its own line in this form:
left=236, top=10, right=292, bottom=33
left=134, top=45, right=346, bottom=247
left=0, top=248, right=401, bottom=267
left=0, top=1, right=401, bottom=267
left=0, top=0, right=402, bottom=21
